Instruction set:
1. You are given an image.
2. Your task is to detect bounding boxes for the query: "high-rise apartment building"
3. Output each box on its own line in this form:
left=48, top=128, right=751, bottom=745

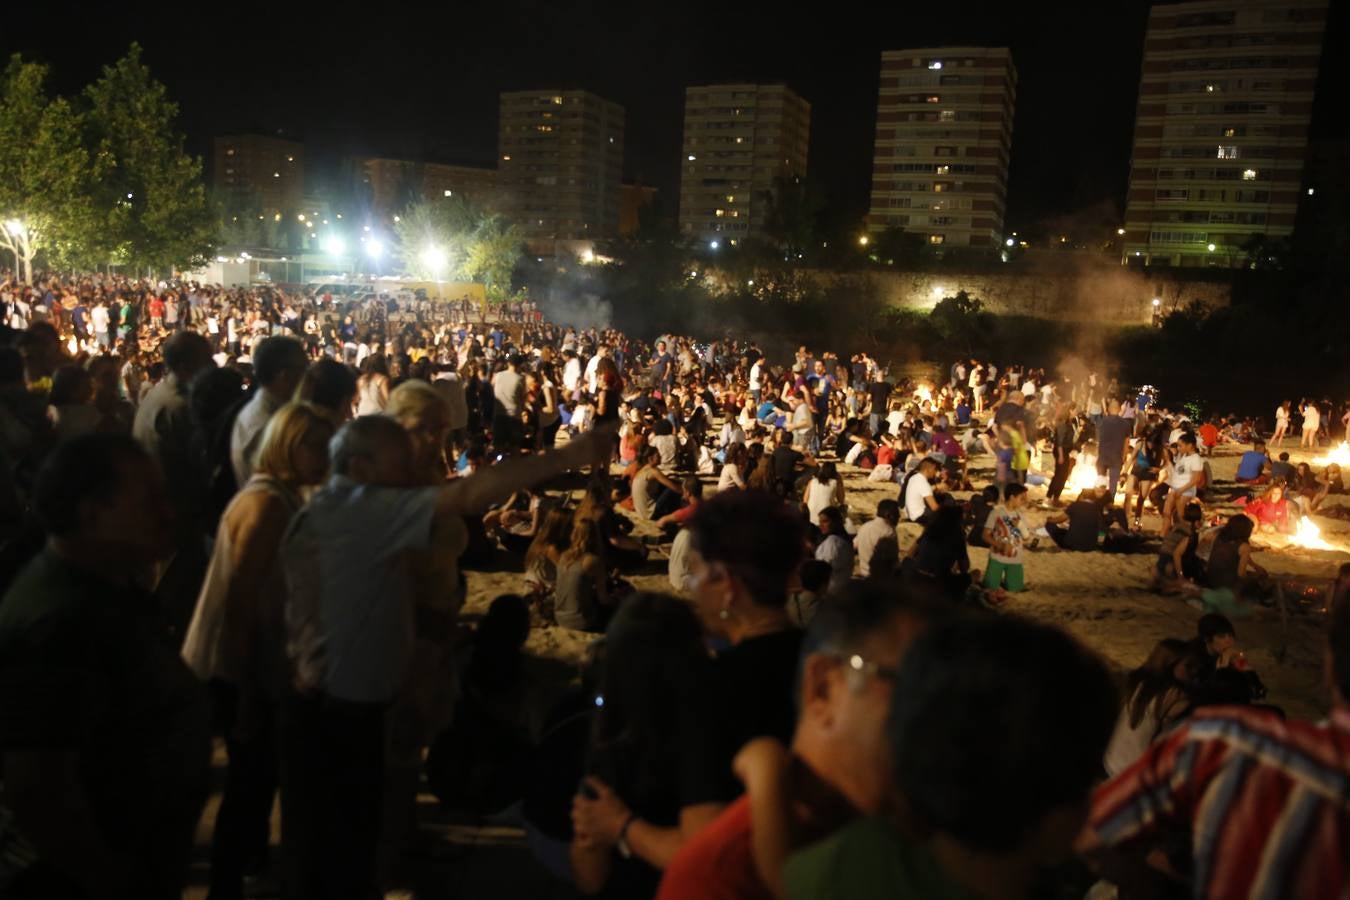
left=498, top=90, right=625, bottom=247
left=866, top=48, right=1016, bottom=249
left=360, top=158, right=499, bottom=218
left=678, top=84, right=811, bottom=242
left=213, top=134, right=304, bottom=215
left=1121, top=0, right=1327, bottom=267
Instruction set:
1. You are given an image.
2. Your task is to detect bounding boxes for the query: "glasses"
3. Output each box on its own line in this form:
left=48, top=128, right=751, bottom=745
left=826, top=650, right=899, bottom=691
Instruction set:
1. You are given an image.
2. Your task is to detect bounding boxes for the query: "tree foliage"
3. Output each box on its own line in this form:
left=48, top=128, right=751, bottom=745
left=0, top=56, right=94, bottom=281
left=394, top=197, right=525, bottom=311
left=82, top=44, right=215, bottom=272
left=929, top=291, right=987, bottom=355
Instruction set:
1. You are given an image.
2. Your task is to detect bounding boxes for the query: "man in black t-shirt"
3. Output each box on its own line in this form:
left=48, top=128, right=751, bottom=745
left=1045, top=488, right=1108, bottom=551
left=771, top=429, right=812, bottom=495
left=867, top=380, right=892, bottom=436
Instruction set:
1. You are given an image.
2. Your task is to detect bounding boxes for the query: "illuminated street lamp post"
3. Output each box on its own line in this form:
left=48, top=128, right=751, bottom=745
left=1, top=218, right=33, bottom=284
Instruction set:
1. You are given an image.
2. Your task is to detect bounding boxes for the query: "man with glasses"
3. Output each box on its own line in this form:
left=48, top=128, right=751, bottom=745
left=655, top=582, right=939, bottom=900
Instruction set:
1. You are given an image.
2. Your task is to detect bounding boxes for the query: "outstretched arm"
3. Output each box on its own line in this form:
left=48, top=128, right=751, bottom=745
left=439, top=425, right=614, bottom=516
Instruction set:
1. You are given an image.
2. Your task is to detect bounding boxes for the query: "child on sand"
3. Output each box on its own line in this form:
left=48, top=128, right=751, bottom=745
left=983, top=483, right=1030, bottom=603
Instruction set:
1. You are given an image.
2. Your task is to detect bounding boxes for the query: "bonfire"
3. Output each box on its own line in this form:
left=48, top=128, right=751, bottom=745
left=1314, top=441, right=1350, bottom=468
left=1288, top=516, right=1337, bottom=551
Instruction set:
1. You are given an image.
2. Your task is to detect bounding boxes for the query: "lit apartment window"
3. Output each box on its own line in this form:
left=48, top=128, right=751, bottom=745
left=287, top=156, right=294, bottom=162
left=1242, top=168, right=1257, bottom=181
left=503, top=155, right=512, bottom=161
left=538, top=125, right=553, bottom=132
left=726, top=195, right=735, bottom=203
left=226, top=148, right=235, bottom=156
left=928, top=234, right=945, bottom=244
left=273, top=172, right=280, bottom=178
left=1223, top=128, right=1236, bottom=138
left=552, top=96, right=563, bottom=104
left=735, top=137, right=743, bottom=143
left=933, top=183, right=948, bottom=193
left=927, top=60, right=943, bottom=70
left=715, top=209, right=725, bottom=217
left=1217, top=146, right=1239, bottom=159
left=926, top=96, right=940, bottom=103
left=939, top=110, right=955, bottom=122
left=936, top=165, right=950, bottom=175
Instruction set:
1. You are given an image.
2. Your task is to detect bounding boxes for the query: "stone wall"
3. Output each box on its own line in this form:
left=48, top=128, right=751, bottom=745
left=817, top=256, right=1232, bottom=324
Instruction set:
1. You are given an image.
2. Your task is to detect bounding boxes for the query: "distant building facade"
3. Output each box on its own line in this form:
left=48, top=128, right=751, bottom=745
left=498, top=90, right=625, bottom=247
left=360, top=158, right=499, bottom=219
left=1121, top=0, right=1328, bottom=266
left=866, top=47, right=1016, bottom=249
left=619, top=181, right=658, bottom=237
left=213, top=134, right=304, bottom=216
left=678, top=84, right=811, bottom=243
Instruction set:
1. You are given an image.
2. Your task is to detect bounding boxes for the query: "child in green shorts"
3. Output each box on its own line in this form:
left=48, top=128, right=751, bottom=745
left=983, top=483, right=1029, bottom=595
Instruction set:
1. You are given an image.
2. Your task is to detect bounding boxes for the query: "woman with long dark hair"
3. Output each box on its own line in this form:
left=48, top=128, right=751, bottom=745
left=1103, top=638, right=1208, bottom=775
left=569, top=594, right=708, bottom=897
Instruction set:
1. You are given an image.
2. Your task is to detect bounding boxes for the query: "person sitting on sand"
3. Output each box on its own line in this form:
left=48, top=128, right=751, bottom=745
left=1199, top=515, right=1273, bottom=611
left=1102, top=638, right=1208, bottom=777
left=1239, top=482, right=1297, bottom=535
left=1042, top=486, right=1121, bottom=552
left=1152, top=501, right=1204, bottom=593
left=1235, top=438, right=1271, bottom=485
left=1270, top=450, right=1295, bottom=483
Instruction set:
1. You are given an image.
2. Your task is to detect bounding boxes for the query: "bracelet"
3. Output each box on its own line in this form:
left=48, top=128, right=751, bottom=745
left=616, top=813, right=637, bottom=859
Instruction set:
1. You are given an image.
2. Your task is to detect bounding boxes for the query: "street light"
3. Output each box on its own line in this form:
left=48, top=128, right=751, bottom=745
left=1117, top=228, right=1126, bottom=236
left=858, top=235, right=870, bottom=247
left=1207, top=243, right=1217, bottom=252
left=1005, top=238, right=1014, bottom=247
left=420, top=245, right=448, bottom=275
left=1152, top=297, right=1161, bottom=308
left=323, top=235, right=345, bottom=257
left=3, top=219, right=24, bottom=237
left=365, top=238, right=384, bottom=260
left=709, top=240, right=720, bottom=250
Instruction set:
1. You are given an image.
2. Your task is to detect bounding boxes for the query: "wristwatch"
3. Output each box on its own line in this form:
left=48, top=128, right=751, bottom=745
left=616, top=814, right=637, bottom=859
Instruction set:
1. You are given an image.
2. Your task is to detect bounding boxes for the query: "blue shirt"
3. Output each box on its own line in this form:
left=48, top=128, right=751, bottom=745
left=956, top=404, right=972, bottom=425
left=283, top=477, right=439, bottom=703
left=1236, top=450, right=1268, bottom=481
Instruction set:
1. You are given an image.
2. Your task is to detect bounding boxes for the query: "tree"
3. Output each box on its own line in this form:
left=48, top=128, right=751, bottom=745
left=460, top=214, right=525, bottom=307
left=0, top=56, right=94, bottom=282
left=392, top=196, right=480, bottom=278
left=930, top=291, right=987, bottom=356
left=82, top=44, right=215, bottom=273
left=761, top=175, right=825, bottom=261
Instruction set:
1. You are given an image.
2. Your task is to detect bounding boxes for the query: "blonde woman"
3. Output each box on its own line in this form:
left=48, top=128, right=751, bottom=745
left=182, top=402, right=334, bottom=899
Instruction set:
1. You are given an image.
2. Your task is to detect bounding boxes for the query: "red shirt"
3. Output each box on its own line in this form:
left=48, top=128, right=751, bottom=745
left=1199, top=423, right=1219, bottom=448
left=1087, top=706, right=1350, bottom=899
left=149, top=297, right=165, bottom=318
left=656, top=759, right=855, bottom=900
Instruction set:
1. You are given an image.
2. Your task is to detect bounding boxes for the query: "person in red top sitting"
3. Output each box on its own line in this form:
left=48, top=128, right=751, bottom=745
left=1239, top=482, right=1296, bottom=535
left=1197, top=419, right=1220, bottom=455
left=654, top=582, right=935, bottom=900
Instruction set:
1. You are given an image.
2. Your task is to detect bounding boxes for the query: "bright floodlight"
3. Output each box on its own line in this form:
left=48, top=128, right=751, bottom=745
left=1152, top=297, right=1161, bottom=307
left=3, top=219, right=23, bottom=237
left=366, top=238, right=384, bottom=259
left=1116, top=227, right=1126, bottom=235
left=709, top=240, right=720, bottom=250
left=421, top=245, right=448, bottom=273
left=1207, top=243, right=1217, bottom=252
left=323, top=235, right=345, bottom=257
left=858, top=235, right=870, bottom=247
left=1005, top=238, right=1014, bottom=247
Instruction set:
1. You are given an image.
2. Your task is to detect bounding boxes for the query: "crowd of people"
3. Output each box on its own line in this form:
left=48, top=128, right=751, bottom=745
left=0, top=268, right=1346, bottom=900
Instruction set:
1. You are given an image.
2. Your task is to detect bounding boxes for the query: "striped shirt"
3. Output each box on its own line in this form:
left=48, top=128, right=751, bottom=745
left=1086, top=705, right=1350, bottom=899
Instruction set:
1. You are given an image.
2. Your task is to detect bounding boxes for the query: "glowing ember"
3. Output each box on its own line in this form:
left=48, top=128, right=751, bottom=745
left=1314, top=441, right=1350, bottom=468
left=1289, top=517, right=1336, bottom=551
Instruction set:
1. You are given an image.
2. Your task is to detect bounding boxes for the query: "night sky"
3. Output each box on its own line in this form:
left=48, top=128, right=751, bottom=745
left=6, top=1, right=1346, bottom=234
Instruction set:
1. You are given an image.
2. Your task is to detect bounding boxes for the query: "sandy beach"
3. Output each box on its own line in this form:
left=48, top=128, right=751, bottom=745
left=464, top=436, right=1349, bottom=721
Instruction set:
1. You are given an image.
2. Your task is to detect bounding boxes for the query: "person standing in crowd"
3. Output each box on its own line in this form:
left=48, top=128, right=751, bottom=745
left=229, top=336, right=309, bottom=487
left=492, top=353, right=526, bottom=453
left=655, top=582, right=938, bottom=900
left=1096, top=399, right=1131, bottom=503
left=982, top=483, right=1029, bottom=598
left=1159, top=431, right=1204, bottom=535
left=1081, top=599, right=1350, bottom=897
left=1300, top=398, right=1321, bottom=449
left=280, top=415, right=610, bottom=899
left=0, top=435, right=212, bottom=900
left=182, top=403, right=334, bottom=900
left=781, top=615, right=1118, bottom=900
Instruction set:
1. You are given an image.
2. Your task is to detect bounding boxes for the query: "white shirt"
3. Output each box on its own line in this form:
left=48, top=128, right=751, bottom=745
left=230, top=389, right=283, bottom=487
left=90, top=304, right=110, bottom=332
left=563, top=358, right=582, bottom=393
left=903, top=472, right=935, bottom=521
left=749, top=361, right=762, bottom=391
left=854, top=516, right=899, bottom=578
left=717, top=462, right=745, bottom=491
left=1169, top=452, right=1203, bottom=496
left=668, top=527, right=696, bottom=593
left=815, top=534, right=854, bottom=594
left=1022, top=380, right=1037, bottom=397
left=584, top=354, right=602, bottom=394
